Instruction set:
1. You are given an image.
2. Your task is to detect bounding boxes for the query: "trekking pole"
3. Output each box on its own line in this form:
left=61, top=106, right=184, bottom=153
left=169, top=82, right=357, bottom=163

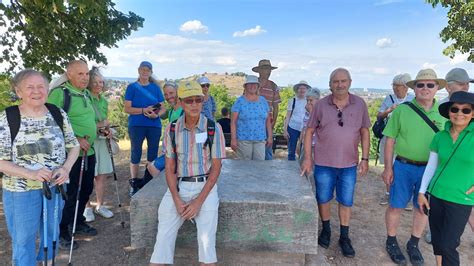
left=68, top=143, right=87, bottom=266
left=51, top=175, right=61, bottom=266
left=42, top=181, right=51, bottom=266
left=105, top=137, right=125, bottom=228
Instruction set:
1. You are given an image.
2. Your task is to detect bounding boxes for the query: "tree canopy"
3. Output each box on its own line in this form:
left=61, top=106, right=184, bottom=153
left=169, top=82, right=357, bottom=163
left=0, top=0, right=144, bottom=77
left=426, top=0, right=474, bottom=62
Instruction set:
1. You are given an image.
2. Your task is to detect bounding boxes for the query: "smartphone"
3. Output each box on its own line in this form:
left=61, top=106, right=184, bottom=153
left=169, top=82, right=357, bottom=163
left=152, top=103, right=161, bottom=114
left=423, top=206, right=429, bottom=216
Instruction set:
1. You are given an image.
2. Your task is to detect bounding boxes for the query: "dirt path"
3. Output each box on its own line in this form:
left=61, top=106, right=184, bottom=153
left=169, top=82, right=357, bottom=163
left=0, top=147, right=473, bottom=265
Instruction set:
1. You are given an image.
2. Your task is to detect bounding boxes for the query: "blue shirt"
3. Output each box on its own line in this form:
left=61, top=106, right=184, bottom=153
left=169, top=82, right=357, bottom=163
left=124, top=82, right=164, bottom=127
left=201, top=96, right=216, bottom=120
left=231, top=95, right=269, bottom=141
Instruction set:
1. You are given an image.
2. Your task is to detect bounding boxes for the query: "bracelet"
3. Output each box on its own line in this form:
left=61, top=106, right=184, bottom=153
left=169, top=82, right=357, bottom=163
left=361, top=158, right=369, bottom=161
left=141, top=108, right=144, bottom=114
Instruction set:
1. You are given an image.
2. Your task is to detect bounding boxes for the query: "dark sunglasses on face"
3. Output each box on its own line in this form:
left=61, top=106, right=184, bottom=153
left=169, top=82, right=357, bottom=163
left=183, top=97, right=203, bottom=105
left=337, top=109, right=343, bottom=127
left=201, top=84, right=210, bottom=88
left=449, top=106, right=472, bottom=115
left=415, top=83, right=436, bottom=89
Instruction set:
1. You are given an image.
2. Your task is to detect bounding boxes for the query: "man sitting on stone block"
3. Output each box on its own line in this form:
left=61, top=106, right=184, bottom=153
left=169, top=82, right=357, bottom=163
left=149, top=80, right=226, bottom=266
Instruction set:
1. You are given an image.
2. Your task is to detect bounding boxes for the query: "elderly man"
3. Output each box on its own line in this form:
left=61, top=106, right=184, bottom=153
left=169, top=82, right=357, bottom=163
left=252, top=59, right=280, bottom=160
left=301, top=68, right=371, bottom=258
left=149, top=81, right=226, bottom=265
left=377, top=74, right=414, bottom=205
left=382, top=69, right=447, bottom=265
left=48, top=60, right=98, bottom=249
left=440, top=68, right=473, bottom=103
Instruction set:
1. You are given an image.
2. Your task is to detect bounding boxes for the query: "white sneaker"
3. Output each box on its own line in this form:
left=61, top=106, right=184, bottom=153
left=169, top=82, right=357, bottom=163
left=83, top=207, right=95, bottom=222
left=94, top=206, right=114, bottom=219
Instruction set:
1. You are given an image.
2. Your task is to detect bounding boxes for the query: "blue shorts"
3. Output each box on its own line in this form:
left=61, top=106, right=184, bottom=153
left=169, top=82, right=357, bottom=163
left=389, top=159, right=426, bottom=209
left=153, top=154, right=165, bottom=171
left=314, top=164, right=357, bottom=207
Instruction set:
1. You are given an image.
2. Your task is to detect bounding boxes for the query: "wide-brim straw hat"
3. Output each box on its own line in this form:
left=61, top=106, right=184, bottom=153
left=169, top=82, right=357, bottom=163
left=438, top=91, right=474, bottom=119
left=178, top=80, right=204, bottom=99
left=293, top=80, right=311, bottom=92
left=252, top=59, right=278, bottom=72
left=406, top=69, right=446, bottom=90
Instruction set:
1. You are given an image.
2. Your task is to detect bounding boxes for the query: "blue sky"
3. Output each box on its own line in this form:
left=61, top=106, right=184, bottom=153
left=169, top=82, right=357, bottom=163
left=38, top=1, right=474, bottom=88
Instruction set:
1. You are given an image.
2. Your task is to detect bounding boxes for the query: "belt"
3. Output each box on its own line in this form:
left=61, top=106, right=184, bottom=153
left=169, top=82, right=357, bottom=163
left=179, top=174, right=209, bottom=182
left=396, top=155, right=427, bottom=166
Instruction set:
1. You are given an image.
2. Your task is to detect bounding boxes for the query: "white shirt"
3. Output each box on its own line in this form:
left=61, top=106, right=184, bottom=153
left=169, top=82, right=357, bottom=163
left=287, top=97, right=307, bottom=131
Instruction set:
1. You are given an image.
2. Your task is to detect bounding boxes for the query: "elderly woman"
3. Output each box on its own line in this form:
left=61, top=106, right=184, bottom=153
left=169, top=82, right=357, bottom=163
left=377, top=73, right=414, bottom=206
left=198, top=76, right=216, bottom=120
left=283, top=81, right=309, bottom=160
left=0, top=69, right=80, bottom=265
left=298, top=87, right=321, bottom=162
left=124, top=61, right=166, bottom=196
left=83, top=67, right=114, bottom=221
left=418, top=91, right=474, bottom=266
left=231, top=75, right=272, bottom=160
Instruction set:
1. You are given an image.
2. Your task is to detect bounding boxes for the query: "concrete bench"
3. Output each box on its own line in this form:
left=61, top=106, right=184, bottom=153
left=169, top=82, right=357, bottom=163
left=130, top=160, right=321, bottom=264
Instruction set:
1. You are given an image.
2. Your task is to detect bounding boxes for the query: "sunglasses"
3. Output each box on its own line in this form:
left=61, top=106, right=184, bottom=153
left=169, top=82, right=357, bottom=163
left=182, top=97, right=203, bottom=105
left=415, top=83, right=436, bottom=89
left=449, top=106, right=472, bottom=115
left=201, top=84, right=210, bottom=88
left=337, top=109, right=343, bottom=127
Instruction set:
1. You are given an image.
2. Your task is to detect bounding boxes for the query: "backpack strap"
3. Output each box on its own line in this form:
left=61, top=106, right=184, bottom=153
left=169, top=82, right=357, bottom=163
left=5, top=105, right=20, bottom=145
left=205, top=119, right=216, bottom=160
left=403, top=102, right=439, bottom=133
left=389, top=95, right=394, bottom=104
left=49, top=87, right=71, bottom=113
left=170, top=122, right=178, bottom=174
left=45, top=103, right=64, bottom=136
left=289, top=98, right=296, bottom=118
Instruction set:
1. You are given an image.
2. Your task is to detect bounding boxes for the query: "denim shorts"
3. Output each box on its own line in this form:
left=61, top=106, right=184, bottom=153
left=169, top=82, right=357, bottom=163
left=314, top=164, right=357, bottom=207
left=389, top=159, right=426, bottom=209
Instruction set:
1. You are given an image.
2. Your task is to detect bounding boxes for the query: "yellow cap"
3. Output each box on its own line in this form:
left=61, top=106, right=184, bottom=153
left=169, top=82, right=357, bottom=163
left=178, top=80, right=204, bottom=99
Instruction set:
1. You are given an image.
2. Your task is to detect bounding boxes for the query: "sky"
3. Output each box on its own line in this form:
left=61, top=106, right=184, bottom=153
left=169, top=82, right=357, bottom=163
left=3, top=0, right=474, bottom=89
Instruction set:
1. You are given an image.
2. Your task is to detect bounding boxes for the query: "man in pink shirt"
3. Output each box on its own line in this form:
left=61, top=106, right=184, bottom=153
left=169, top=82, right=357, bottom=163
left=301, top=68, right=371, bottom=258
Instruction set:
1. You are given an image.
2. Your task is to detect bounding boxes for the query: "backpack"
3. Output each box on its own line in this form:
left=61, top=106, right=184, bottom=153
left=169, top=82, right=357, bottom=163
left=5, top=103, right=65, bottom=144
left=49, top=87, right=73, bottom=113
left=372, top=95, right=394, bottom=139
left=169, top=119, right=216, bottom=174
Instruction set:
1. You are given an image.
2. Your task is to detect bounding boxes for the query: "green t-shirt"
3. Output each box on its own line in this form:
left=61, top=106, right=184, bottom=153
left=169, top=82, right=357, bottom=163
left=428, top=121, right=474, bottom=205
left=168, top=107, right=183, bottom=123
left=90, top=93, right=108, bottom=122
left=48, top=82, right=97, bottom=156
left=383, top=99, right=447, bottom=162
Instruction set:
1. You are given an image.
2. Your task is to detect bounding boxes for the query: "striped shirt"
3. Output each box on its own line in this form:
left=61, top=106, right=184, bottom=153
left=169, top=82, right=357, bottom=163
left=163, top=114, right=226, bottom=177
left=258, top=79, right=281, bottom=114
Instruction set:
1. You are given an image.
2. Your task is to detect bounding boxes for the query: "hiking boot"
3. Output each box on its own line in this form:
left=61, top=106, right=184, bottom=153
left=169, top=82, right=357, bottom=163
left=379, top=193, right=389, bottom=206
left=339, top=237, right=355, bottom=258
left=74, top=222, right=98, bottom=236
left=129, top=178, right=141, bottom=197
left=406, top=241, right=424, bottom=265
left=59, top=231, right=79, bottom=250
left=83, top=207, right=95, bottom=222
left=141, top=168, right=154, bottom=188
left=424, top=230, right=432, bottom=244
left=318, top=229, right=331, bottom=249
left=95, top=206, right=114, bottom=219
left=386, top=240, right=406, bottom=265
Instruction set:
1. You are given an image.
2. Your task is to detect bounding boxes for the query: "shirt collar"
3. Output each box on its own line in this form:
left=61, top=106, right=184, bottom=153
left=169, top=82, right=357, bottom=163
left=412, top=98, right=438, bottom=113
left=327, top=93, right=355, bottom=107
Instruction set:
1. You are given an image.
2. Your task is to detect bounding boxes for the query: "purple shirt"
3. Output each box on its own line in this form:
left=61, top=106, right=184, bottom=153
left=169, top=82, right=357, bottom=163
left=307, top=93, right=371, bottom=168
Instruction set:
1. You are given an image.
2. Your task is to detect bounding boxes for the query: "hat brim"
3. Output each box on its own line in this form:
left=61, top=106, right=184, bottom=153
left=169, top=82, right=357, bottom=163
left=438, top=102, right=452, bottom=119
left=252, top=66, right=278, bottom=73
left=406, top=79, right=446, bottom=90
left=179, top=91, right=204, bottom=99
left=293, top=83, right=311, bottom=92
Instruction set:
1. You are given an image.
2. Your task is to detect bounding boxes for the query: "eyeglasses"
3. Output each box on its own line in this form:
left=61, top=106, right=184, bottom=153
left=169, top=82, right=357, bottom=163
left=182, top=97, right=204, bottom=105
left=201, top=84, right=210, bottom=88
left=415, top=83, right=436, bottom=89
left=449, top=106, right=472, bottom=114
left=337, top=109, right=343, bottom=127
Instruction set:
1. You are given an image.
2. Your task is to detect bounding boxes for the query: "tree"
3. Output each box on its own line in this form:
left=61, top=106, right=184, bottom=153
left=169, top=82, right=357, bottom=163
left=274, top=87, right=293, bottom=134
left=0, top=74, right=18, bottom=111
left=210, top=84, right=237, bottom=120
left=426, top=0, right=474, bottom=62
left=0, top=0, right=144, bottom=77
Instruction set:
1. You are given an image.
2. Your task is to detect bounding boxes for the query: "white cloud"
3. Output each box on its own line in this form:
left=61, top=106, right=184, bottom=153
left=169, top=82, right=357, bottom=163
left=374, top=0, right=403, bottom=6
left=422, top=62, right=437, bottom=69
left=376, top=38, right=392, bottom=48
left=179, top=20, right=208, bottom=34
left=233, top=25, right=266, bottom=38
left=449, top=53, right=469, bottom=65
left=214, top=56, right=236, bottom=66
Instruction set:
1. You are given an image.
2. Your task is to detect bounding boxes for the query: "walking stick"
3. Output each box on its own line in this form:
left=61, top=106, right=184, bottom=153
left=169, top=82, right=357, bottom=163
left=105, top=137, right=125, bottom=228
left=68, top=146, right=87, bottom=266
left=51, top=181, right=61, bottom=266
left=42, top=182, right=50, bottom=266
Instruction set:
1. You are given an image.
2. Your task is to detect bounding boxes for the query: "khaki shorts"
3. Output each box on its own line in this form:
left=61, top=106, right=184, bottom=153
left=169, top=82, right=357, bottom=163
left=236, top=140, right=266, bottom=160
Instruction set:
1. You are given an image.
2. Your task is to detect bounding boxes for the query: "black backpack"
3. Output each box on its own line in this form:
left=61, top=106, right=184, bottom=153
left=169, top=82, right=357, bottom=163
left=49, top=87, right=74, bottom=113
left=372, top=95, right=394, bottom=139
left=5, top=103, right=65, bottom=144
left=169, top=119, right=216, bottom=174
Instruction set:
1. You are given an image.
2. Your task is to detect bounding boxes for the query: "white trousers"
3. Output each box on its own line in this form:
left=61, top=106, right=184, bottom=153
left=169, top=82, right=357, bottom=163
left=150, top=181, right=219, bottom=264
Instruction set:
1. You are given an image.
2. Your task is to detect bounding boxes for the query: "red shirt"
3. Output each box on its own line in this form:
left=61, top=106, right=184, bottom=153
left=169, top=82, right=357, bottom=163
left=307, top=93, right=371, bottom=168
